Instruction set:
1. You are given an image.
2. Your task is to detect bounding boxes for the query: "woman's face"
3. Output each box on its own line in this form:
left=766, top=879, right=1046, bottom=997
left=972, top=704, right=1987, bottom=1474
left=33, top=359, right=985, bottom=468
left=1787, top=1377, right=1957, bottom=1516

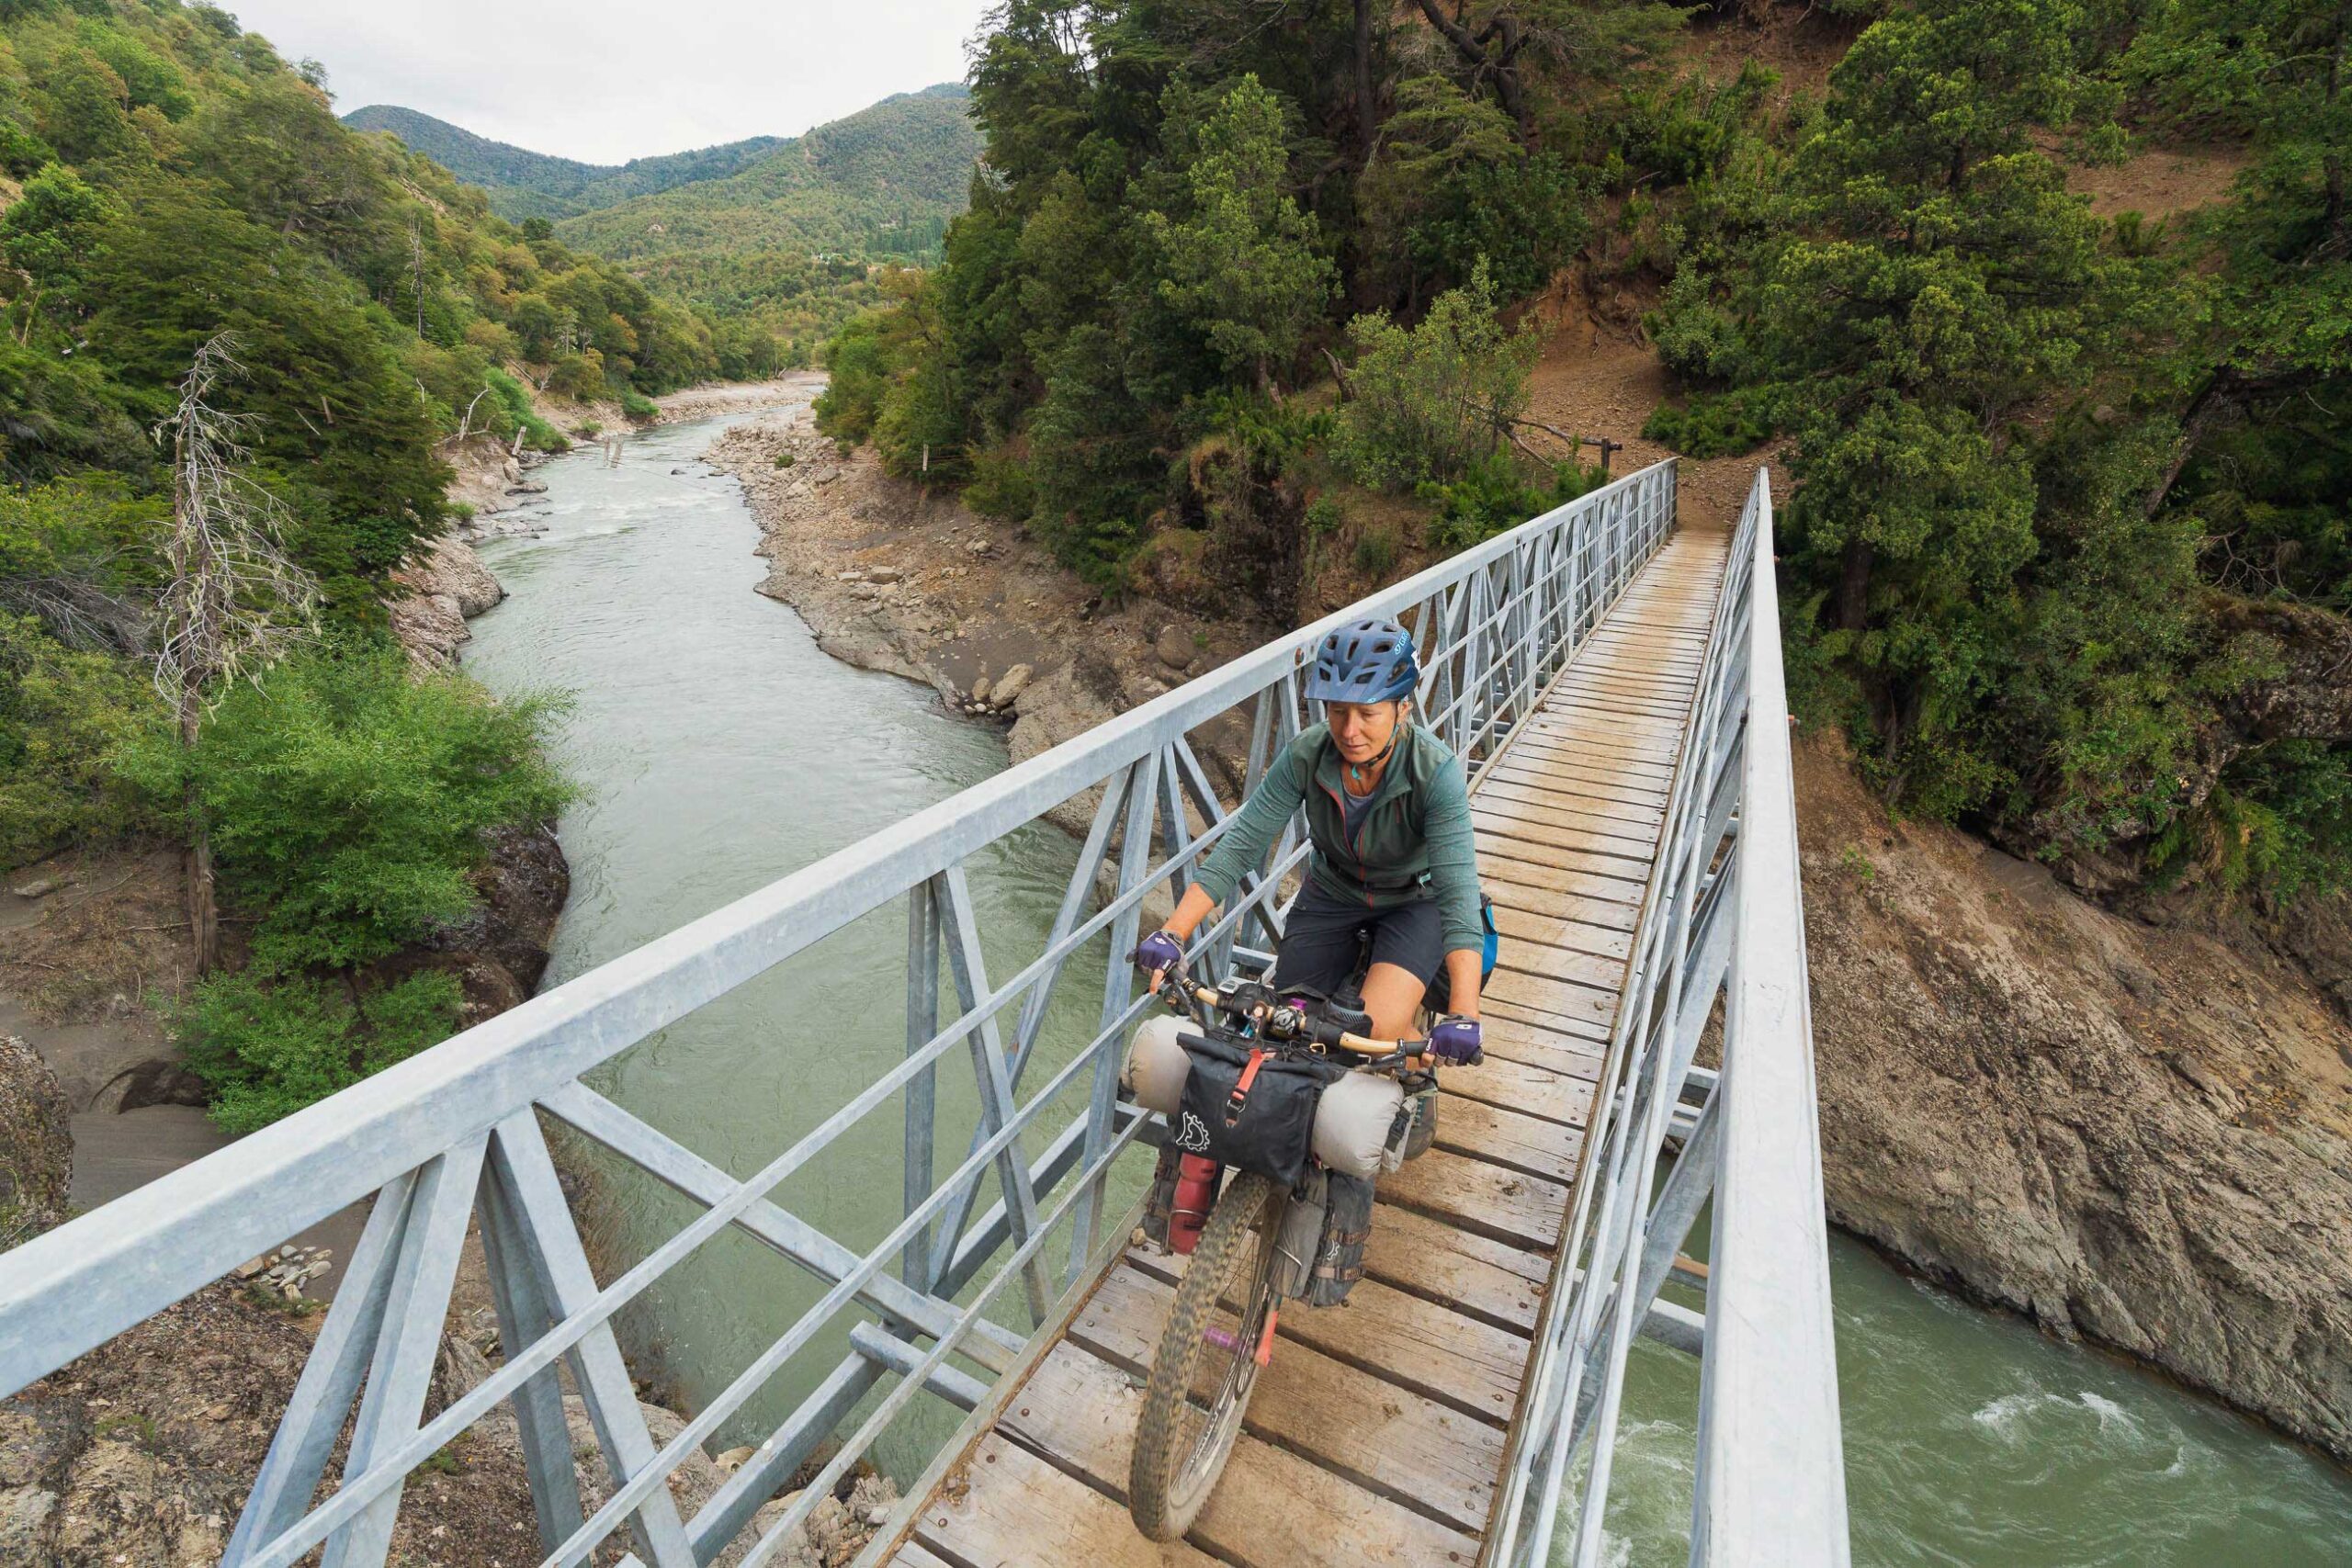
left=1329, top=699, right=1405, bottom=765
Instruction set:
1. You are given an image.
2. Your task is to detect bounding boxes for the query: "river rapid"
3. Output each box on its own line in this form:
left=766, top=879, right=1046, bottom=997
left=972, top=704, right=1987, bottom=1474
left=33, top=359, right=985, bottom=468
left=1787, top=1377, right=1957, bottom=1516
left=463, top=409, right=2352, bottom=1563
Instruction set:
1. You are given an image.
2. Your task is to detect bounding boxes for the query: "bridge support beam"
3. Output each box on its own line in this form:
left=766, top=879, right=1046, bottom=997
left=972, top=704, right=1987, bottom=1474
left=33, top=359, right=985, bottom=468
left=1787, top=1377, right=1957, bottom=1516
left=848, top=1323, right=988, bottom=1411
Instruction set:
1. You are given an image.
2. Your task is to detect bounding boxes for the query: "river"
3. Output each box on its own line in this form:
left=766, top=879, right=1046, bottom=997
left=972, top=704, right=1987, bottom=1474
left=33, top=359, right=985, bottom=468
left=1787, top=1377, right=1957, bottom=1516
left=463, top=407, right=2352, bottom=1563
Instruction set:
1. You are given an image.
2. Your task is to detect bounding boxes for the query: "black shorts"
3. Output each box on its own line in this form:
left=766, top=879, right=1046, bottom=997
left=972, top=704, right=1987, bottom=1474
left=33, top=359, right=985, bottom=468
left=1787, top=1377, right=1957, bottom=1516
left=1272, top=877, right=1443, bottom=998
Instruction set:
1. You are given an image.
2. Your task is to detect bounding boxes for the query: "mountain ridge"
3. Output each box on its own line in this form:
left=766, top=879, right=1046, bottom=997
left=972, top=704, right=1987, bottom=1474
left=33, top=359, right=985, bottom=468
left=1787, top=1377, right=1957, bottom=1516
left=340, top=103, right=786, bottom=222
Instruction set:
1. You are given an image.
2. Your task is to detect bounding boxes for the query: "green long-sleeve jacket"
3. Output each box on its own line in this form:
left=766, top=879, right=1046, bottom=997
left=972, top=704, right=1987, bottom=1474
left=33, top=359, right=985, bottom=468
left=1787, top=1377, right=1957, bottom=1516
left=1193, top=721, right=1484, bottom=955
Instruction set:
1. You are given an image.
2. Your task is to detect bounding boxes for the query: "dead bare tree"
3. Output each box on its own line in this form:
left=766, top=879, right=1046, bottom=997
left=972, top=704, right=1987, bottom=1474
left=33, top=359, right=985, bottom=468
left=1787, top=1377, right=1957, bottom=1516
left=151, top=333, right=321, bottom=974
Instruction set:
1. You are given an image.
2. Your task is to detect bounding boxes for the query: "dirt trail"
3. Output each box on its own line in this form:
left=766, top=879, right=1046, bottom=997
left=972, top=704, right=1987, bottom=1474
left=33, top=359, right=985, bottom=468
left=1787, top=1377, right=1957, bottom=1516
left=1522, top=287, right=1783, bottom=533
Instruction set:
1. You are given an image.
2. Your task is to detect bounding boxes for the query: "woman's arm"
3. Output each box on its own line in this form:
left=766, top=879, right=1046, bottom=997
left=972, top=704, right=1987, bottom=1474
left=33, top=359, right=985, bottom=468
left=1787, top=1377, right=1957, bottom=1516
left=1188, top=739, right=1311, bottom=917
left=1422, top=750, right=1484, bottom=1018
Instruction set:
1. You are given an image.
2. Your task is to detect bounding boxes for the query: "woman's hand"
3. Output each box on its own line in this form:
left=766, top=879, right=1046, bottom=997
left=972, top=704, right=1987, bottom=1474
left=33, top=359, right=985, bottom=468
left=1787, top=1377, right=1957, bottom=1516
left=1130, top=929, right=1184, bottom=992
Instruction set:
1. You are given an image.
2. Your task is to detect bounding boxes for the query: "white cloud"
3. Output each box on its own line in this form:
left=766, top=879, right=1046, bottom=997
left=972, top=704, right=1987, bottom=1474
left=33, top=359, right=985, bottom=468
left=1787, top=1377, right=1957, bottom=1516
left=221, top=0, right=990, bottom=164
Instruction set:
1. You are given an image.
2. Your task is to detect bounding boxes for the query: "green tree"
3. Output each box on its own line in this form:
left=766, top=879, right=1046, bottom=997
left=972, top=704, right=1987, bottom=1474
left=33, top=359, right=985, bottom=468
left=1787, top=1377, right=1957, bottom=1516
left=1, top=163, right=109, bottom=333
left=1335, top=263, right=1540, bottom=489
left=134, top=649, right=571, bottom=971
left=1655, top=0, right=2149, bottom=818
left=1141, top=76, right=1336, bottom=392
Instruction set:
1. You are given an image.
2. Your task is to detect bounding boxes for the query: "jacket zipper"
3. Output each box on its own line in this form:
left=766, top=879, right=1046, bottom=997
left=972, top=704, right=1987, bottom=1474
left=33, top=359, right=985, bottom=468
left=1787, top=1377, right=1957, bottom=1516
left=1324, top=779, right=1377, bottom=910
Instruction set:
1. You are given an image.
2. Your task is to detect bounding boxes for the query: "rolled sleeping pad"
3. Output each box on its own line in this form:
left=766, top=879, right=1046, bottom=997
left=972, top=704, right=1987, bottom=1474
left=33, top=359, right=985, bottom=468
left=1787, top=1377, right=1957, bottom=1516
left=1123, top=1012, right=1193, bottom=1117
left=1311, top=1070, right=1405, bottom=1179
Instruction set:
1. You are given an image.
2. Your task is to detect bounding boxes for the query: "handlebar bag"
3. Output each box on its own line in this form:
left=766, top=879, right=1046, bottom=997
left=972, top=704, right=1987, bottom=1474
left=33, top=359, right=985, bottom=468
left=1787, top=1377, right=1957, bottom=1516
left=1171, top=1031, right=1345, bottom=1190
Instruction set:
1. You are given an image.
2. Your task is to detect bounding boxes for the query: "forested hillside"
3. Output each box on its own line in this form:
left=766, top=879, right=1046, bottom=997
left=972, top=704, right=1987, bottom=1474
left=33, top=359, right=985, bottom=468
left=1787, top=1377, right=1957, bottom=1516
left=553, top=85, right=981, bottom=355
left=353, top=85, right=985, bottom=370
left=0, top=0, right=686, bottom=1126
left=341, top=103, right=783, bottom=223
left=820, top=0, right=2350, bottom=907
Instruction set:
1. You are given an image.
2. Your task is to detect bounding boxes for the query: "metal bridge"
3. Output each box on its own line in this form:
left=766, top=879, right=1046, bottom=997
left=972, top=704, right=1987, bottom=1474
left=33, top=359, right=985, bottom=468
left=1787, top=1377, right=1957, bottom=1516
left=0, top=460, right=1847, bottom=1566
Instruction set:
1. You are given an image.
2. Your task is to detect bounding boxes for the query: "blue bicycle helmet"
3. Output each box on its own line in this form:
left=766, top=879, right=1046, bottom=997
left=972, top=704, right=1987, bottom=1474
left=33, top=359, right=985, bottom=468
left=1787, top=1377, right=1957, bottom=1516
left=1305, top=616, right=1419, bottom=705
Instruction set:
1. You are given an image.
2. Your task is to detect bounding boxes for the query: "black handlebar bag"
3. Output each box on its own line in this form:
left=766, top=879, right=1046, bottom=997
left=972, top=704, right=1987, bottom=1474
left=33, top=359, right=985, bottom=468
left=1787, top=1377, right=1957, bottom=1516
left=1170, top=1031, right=1346, bottom=1190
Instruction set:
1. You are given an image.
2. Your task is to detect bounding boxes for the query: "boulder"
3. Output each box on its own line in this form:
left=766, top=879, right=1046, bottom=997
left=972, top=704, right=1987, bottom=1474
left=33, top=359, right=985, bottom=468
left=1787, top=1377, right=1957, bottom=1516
left=0, top=1036, right=71, bottom=1246
left=1154, top=625, right=1193, bottom=673
left=991, top=662, right=1035, bottom=708
left=865, top=565, right=903, bottom=585
left=970, top=675, right=992, bottom=705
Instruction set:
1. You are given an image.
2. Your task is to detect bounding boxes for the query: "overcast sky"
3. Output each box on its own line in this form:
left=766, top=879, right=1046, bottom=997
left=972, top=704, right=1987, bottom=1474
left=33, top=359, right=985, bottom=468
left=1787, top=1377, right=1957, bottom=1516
left=220, top=1, right=992, bottom=164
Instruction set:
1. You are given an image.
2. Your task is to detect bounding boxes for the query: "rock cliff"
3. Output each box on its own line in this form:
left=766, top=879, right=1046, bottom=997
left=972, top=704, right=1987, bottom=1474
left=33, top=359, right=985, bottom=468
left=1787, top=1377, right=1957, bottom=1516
left=1798, top=737, right=2352, bottom=1463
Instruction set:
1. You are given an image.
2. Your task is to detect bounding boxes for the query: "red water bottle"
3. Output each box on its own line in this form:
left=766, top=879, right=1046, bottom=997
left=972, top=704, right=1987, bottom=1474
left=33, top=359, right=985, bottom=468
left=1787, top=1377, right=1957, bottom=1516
left=1169, top=1156, right=1221, bottom=1255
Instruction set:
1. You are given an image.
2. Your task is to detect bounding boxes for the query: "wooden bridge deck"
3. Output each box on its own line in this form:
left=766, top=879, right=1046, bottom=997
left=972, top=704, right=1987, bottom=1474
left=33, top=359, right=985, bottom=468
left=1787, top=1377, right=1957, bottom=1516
left=888, top=525, right=1732, bottom=1568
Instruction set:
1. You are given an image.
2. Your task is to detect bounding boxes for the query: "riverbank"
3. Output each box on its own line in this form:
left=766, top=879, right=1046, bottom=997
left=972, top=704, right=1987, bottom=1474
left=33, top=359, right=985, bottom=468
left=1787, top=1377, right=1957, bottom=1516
left=704, top=411, right=1277, bottom=831
left=394, top=375, right=825, bottom=668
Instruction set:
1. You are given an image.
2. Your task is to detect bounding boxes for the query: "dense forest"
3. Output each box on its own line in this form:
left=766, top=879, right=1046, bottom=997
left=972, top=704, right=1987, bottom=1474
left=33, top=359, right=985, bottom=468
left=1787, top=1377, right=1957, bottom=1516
left=0, top=0, right=646, bottom=1127
left=817, top=0, right=2351, bottom=903
left=551, top=85, right=983, bottom=354
left=340, top=103, right=784, bottom=224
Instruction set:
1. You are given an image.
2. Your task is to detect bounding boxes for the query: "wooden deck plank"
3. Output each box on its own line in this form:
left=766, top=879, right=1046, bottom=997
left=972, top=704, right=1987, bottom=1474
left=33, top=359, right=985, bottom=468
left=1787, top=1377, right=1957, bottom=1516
left=1483, top=966, right=1617, bottom=1030
left=1493, top=931, right=1633, bottom=991
left=1429, top=1093, right=1586, bottom=1184
left=1366, top=1198, right=1553, bottom=1318
left=1479, top=838, right=1652, bottom=886
left=1070, top=1267, right=1505, bottom=1535
left=1473, top=798, right=1660, bottom=858
left=913, top=1433, right=1223, bottom=1568
left=1443, top=1046, right=1599, bottom=1115
left=1001, top=1344, right=1482, bottom=1568
left=1488, top=901, right=1634, bottom=962
left=1127, top=1251, right=1529, bottom=1427
left=1375, top=1146, right=1568, bottom=1253
left=1477, top=775, right=1667, bottom=829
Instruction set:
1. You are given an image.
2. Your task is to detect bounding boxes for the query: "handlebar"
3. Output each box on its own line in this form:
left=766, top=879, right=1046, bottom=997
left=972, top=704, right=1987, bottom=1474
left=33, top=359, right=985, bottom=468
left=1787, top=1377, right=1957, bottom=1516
left=1168, top=978, right=1435, bottom=1066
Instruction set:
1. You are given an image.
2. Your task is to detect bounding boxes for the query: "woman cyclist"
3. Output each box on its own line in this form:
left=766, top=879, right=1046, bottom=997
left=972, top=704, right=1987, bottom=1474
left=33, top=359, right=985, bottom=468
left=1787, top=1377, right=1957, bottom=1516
left=1132, top=615, right=1484, bottom=1066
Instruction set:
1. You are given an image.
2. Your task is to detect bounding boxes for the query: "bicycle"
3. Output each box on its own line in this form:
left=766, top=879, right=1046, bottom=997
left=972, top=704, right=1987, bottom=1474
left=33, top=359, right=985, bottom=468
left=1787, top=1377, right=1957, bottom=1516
left=1124, top=958, right=1477, bottom=1540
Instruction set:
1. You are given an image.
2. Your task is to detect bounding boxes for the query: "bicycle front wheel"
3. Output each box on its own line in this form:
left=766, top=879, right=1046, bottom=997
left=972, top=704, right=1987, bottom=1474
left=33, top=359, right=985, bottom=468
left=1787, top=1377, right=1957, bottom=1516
left=1128, top=1169, right=1280, bottom=1540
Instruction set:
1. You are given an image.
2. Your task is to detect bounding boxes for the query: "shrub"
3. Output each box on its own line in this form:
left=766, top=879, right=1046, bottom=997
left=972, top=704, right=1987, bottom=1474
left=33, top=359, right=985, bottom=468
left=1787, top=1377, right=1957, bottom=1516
left=619, top=389, right=660, bottom=423
left=1642, top=389, right=1775, bottom=458
left=177, top=969, right=463, bottom=1134
left=963, top=445, right=1037, bottom=522
left=1353, top=525, right=1401, bottom=579
left=132, top=651, right=572, bottom=969
left=772, top=451, right=796, bottom=469
left=482, top=367, right=564, bottom=453
left=547, top=352, right=606, bottom=402
left=0, top=615, right=159, bottom=864
left=1421, top=451, right=1608, bottom=551
left=1305, top=496, right=1343, bottom=535
left=1335, top=264, right=1539, bottom=491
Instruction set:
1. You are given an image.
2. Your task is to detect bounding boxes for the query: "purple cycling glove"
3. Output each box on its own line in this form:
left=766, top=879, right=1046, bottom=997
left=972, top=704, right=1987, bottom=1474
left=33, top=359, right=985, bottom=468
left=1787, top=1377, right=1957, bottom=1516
left=1130, top=930, right=1184, bottom=976
left=1426, top=1015, right=1482, bottom=1065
